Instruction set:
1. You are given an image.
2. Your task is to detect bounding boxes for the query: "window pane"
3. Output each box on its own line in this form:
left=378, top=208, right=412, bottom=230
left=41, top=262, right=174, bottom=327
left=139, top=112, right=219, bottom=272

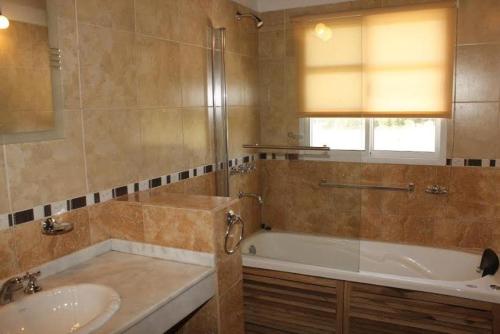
left=310, top=118, right=365, bottom=150
left=373, top=119, right=436, bottom=152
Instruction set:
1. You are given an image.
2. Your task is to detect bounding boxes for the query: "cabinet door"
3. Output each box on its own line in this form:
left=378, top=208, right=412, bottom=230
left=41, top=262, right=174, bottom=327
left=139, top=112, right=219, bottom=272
left=343, top=282, right=494, bottom=334
left=243, top=267, right=343, bottom=333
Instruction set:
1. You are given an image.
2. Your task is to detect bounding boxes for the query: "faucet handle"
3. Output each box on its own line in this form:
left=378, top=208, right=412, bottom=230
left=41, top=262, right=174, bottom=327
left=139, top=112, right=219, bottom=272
left=23, top=271, right=42, bottom=294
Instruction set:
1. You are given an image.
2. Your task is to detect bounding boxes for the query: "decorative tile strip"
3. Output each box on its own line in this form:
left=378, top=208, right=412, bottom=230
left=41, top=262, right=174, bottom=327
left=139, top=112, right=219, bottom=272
left=0, top=156, right=254, bottom=230
left=259, top=153, right=500, bottom=168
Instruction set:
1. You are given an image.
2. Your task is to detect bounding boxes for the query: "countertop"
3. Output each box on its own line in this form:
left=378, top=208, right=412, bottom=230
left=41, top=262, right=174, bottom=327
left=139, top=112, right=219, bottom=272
left=32, top=251, right=215, bottom=334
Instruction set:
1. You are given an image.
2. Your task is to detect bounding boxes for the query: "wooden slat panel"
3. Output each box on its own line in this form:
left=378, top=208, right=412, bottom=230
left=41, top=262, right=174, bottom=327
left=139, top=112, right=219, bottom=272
left=345, top=282, right=494, bottom=334
left=243, top=267, right=339, bottom=288
left=350, top=282, right=492, bottom=310
left=243, top=267, right=340, bottom=333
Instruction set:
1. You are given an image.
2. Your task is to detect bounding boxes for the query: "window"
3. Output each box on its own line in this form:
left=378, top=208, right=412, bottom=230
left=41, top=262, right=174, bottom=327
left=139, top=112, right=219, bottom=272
left=305, top=117, right=446, bottom=165
left=293, top=3, right=456, bottom=118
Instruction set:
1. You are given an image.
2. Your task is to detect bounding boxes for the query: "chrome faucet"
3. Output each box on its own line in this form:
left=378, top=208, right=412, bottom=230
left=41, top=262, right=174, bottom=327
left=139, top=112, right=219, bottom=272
left=238, top=192, right=263, bottom=205
left=0, top=277, right=23, bottom=305
left=0, top=271, right=42, bottom=305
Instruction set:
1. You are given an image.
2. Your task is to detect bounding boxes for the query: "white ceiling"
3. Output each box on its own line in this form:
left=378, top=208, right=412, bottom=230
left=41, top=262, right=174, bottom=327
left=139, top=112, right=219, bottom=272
left=233, top=0, right=349, bottom=12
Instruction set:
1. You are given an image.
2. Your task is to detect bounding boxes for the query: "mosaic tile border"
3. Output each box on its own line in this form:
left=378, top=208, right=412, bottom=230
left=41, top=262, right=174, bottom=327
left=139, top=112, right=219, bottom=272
left=259, top=153, right=500, bottom=169
left=0, top=154, right=257, bottom=230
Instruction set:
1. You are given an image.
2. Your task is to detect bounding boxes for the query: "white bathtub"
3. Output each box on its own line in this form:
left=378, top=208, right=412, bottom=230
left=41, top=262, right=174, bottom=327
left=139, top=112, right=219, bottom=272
left=241, top=231, right=500, bottom=304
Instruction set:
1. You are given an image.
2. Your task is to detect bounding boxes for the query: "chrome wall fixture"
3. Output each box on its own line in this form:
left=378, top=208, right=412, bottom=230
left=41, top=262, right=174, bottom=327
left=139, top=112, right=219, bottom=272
left=425, top=184, right=448, bottom=195
left=229, top=161, right=256, bottom=175
left=235, top=11, right=264, bottom=29
left=41, top=217, right=74, bottom=235
left=49, top=47, right=62, bottom=70
left=319, top=179, right=416, bottom=192
left=225, top=210, right=244, bottom=255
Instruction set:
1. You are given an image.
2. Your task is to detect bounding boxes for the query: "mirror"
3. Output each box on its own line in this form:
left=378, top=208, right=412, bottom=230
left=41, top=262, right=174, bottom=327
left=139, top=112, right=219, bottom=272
left=0, top=0, right=63, bottom=144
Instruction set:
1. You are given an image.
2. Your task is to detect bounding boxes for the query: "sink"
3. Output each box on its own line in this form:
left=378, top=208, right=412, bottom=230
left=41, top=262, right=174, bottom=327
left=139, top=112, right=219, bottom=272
left=0, top=284, right=120, bottom=334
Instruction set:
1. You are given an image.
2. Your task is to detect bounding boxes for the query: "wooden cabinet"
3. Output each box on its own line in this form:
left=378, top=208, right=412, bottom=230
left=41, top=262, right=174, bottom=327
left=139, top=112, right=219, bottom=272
left=243, top=267, right=500, bottom=334
left=344, top=282, right=496, bottom=334
left=243, top=267, right=343, bottom=333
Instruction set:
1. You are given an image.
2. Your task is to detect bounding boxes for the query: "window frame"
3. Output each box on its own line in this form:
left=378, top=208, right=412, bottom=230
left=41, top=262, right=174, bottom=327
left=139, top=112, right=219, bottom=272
left=300, top=118, right=447, bottom=166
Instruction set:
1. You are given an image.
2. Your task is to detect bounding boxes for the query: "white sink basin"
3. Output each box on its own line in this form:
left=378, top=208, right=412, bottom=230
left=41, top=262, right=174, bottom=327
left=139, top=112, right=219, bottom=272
left=0, top=284, right=120, bottom=334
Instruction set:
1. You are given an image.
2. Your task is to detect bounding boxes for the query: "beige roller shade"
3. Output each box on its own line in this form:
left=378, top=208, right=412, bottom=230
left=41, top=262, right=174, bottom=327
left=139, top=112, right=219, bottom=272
left=294, top=2, right=456, bottom=118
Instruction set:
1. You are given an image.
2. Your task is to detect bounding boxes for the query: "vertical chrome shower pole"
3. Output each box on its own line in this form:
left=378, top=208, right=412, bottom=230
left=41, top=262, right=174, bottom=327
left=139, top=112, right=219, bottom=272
left=211, top=28, right=230, bottom=196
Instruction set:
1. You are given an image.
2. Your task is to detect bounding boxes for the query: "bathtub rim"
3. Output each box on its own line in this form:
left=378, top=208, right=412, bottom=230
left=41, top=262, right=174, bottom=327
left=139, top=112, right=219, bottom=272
left=242, top=231, right=500, bottom=304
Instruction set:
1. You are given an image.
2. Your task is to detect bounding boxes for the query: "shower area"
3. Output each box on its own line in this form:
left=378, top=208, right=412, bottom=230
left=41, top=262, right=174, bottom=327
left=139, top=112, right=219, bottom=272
left=210, top=6, right=363, bottom=267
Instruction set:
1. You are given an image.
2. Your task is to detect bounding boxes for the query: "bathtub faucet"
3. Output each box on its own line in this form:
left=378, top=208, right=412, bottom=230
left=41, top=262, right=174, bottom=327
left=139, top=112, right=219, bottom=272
left=238, top=192, right=263, bottom=205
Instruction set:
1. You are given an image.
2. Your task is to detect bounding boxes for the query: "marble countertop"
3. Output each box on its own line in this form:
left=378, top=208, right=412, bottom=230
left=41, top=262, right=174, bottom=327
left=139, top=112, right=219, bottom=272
left=31, top=251, right=215, bottom=334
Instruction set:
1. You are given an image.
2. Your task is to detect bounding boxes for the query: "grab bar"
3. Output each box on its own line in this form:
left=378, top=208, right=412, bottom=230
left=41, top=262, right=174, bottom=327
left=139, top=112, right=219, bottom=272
left=319, top=179, right=415, bottom=192
left=243, top=144, right=330, bottom=151
left=224, top=210, right=244, bottom=255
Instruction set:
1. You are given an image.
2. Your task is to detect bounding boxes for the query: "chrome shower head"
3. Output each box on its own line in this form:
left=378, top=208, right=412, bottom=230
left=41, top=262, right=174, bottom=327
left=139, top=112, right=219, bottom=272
left=236, top=11, right=264, bottom=29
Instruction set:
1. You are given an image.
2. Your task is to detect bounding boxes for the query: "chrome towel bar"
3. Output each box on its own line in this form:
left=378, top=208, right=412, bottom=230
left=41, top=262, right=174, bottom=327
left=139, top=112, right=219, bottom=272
left=319, top=179, right=415, bottom=192
left=243, top=144, right=330, bottom=151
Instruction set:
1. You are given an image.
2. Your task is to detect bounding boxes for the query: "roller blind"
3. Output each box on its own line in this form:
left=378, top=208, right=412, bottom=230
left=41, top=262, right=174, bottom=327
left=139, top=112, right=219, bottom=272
left=294, top=3, right=456, bottom=118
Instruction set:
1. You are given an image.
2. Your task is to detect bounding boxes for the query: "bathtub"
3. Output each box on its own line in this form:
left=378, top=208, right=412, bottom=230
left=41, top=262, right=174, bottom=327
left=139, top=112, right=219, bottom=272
left=241, top=231, right=500, bottom=304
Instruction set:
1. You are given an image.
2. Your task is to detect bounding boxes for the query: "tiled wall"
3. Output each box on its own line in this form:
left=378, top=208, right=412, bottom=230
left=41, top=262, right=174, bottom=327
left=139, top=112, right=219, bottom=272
left=0, top=0, right=261, bottom=229
left=257, top=0, right=500, bottom=250
left=261, top=159, right=500, bottom=251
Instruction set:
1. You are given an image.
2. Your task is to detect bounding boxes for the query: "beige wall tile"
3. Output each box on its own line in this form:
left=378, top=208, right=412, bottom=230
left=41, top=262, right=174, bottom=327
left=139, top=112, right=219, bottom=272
left=180, top=45, right=209, bottom=108
left=455, top=44, right=500, bottom=103
left=140, top=108, right=185, bottom=180
left=212, top=0, right=241, bottom=53
left=13, top=208, right=90, bottom=272
left=88, top=201, right=144, bottom=243
left=453, top=103, right=499, bottom=158
left=0, top=228, right=19, bottom=280
left=78, top=24, right=136, bottom=109
left=135, top=0, right=180, bottom=40
left=178, top=0, right=213, bottom=47
left=76, top=0, right=135, bottom=31
left=184, top=174, right=216, bottom=196
left=217, top=250, right=242, bottom=294
left=143, top=206, right=214, bottom=252
left=84, top=108, right=141, bottom=192
left=58, top=16, right=81, bottom=110
left=136, top=37, right=181, bottom=108
left=179, top=298, right=218, bottom=334
left=228, top=107, right=259, bottom=159
left=6, top=108, right=87, bottom=212
left=225, top=53, right=243, bottom=106
left=182, top=108, right=213, bottom=168
left=258, top=29, right=285, bottom=59
left=219, top=280, right=245, bottom=334
left=458, top=0, right=500, bottom=44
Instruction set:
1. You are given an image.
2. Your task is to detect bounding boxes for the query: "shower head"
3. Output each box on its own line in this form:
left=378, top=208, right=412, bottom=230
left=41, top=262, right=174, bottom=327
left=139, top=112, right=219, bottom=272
left=236, top=11, right=264, bottom=29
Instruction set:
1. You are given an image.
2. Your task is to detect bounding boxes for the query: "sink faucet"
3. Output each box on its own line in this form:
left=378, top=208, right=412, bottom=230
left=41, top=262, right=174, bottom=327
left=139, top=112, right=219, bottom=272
left=0, top=271, right=42, bottom=305
left=0, top=277, right=23, bottom=305
left=238, top=192, right=263, bottom=205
